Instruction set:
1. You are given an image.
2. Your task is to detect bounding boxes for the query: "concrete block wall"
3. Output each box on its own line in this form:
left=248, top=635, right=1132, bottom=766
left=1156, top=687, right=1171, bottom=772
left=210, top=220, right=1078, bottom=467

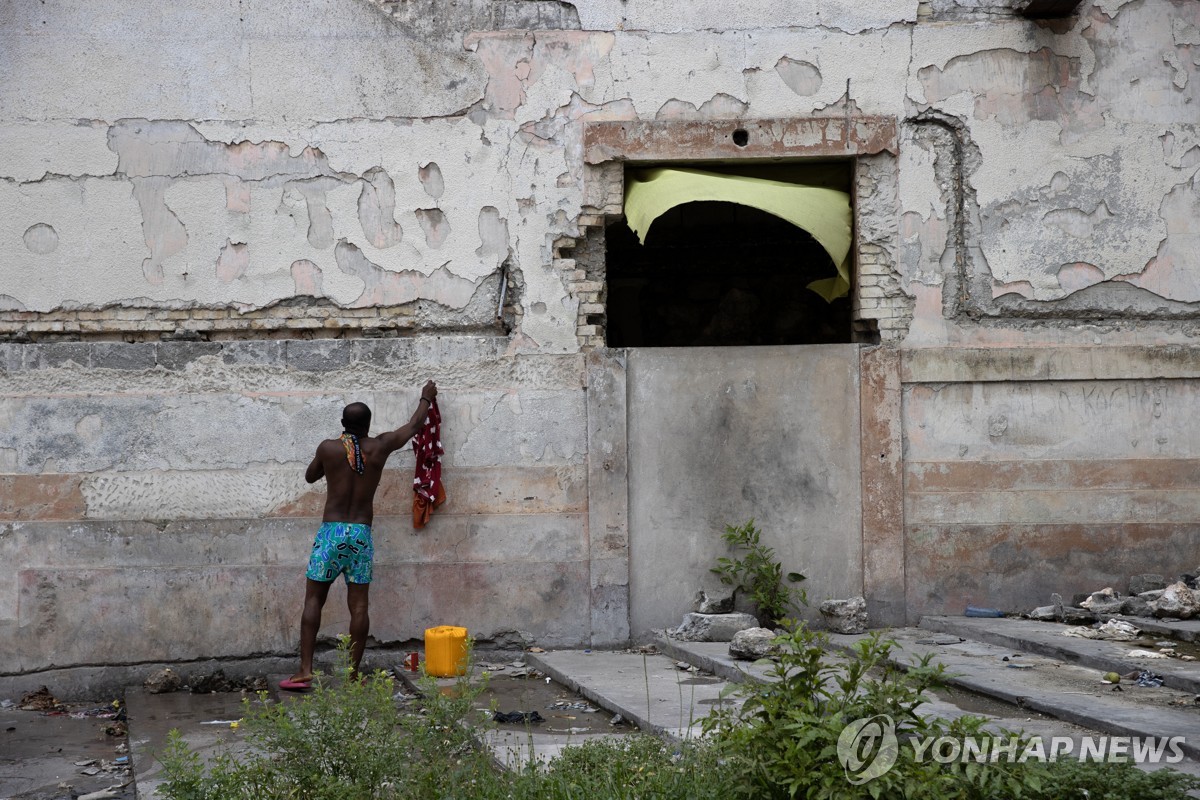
left=902, top=347, right=1200, bottom=616
left=0, top=338, right=600, bottom=675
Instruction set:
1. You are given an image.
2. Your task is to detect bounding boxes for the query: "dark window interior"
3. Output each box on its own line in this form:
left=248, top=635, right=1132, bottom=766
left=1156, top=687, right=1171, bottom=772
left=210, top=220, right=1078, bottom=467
left=605, top=164, right=853, bottom=348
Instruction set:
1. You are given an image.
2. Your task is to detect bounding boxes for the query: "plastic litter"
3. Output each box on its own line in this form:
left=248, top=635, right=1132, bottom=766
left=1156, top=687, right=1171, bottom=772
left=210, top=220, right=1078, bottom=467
left=493, top=710, right=545, bottom=724
left=1062, top=619, right=1140, bottom=641
left=965, top=606, right=1004, bottom=618
left=547, top=700, right=598, bottom=713
left=1134, top=670, right=1165, bottom=688
left=1128, top=649, right=1170, bottom=659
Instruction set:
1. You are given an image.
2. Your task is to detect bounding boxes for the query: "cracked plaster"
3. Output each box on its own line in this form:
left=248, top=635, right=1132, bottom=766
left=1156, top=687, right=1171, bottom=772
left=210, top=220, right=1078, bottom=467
left=2, top=0, right=1199, bottom=348
left=902, top=3, right=1200, bottom=309
left=570, top=0, right=916, bottom=35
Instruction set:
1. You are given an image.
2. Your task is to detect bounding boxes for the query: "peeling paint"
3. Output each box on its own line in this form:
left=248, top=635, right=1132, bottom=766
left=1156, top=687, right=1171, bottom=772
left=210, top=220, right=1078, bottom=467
left=775, top=57, right=823, bottom=96
left=1056, top=262, right=1105, bottom=294
left=22, top=223, right=58, bottom=255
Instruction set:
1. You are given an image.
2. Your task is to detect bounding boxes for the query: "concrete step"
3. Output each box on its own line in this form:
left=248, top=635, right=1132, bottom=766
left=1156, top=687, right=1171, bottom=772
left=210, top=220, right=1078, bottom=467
left=525, top=649, right=740, bottom=739
left=532, top=633, right=1152, bottom=762
left=828, top=627, right=1200, bottom=761
left=653, top=635, right=1168, bottom=750
left=920, top=616, right=1200, bottom=694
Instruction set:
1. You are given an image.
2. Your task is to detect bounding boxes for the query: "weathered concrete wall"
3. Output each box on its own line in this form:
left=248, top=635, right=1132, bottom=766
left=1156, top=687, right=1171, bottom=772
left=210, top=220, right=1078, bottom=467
left=626, top=346, right=863, bottom=638
left=0, top=338, right=593, bottom=673
left=902, top=0, right=1200, bottom=337
left=903, top=346, right=1200, bottom=615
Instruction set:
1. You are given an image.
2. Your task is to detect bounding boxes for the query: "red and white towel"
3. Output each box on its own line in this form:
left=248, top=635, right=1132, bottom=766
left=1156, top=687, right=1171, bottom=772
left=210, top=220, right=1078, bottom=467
left=412, top=398, right=446, bottom=529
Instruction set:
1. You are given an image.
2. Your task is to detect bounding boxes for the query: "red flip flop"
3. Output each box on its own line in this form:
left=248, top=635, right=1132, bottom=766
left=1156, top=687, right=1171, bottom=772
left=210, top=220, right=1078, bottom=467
left=279, top=679, right=313, bottom=693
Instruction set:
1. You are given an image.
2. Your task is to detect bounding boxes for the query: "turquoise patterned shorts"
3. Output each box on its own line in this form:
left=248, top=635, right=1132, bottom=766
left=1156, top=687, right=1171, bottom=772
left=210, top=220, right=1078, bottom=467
left=306, top=522, right=373, bottom=584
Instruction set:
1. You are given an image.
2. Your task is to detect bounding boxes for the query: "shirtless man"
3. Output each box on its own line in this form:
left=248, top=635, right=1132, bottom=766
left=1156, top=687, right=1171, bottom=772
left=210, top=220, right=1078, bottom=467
left=283, top=380, right=437, bottom=689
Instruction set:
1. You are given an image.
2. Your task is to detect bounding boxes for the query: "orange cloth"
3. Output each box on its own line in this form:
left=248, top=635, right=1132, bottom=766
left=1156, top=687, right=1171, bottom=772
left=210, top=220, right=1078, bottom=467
left=413, top=481, right=446, bottom=530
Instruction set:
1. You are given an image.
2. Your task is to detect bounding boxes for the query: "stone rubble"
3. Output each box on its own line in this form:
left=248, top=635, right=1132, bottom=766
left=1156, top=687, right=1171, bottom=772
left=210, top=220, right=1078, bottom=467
left=728, top=627, right=781, bottom=660
left=1026, top=569, right=1200, bottom=624
left=819, top=596, right=869, bottom=635
left=692, top=588, right=735, bottom=615
left=667, top=612, right=759, bottom=642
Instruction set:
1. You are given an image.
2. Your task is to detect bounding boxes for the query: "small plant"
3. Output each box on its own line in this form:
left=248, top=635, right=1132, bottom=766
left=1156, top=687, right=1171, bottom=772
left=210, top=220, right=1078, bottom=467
left=711, top=518, right=806, bottom=627
left=158, top=635, right=491, bottom=800
left=704, top=623, right=1200, bottom=800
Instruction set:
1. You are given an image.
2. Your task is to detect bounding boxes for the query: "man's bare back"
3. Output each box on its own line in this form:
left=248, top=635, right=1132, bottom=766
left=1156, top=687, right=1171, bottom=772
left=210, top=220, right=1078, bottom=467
left=284, top=380, right=437, bottom=689
left=306, top=381, right=438, bottom=524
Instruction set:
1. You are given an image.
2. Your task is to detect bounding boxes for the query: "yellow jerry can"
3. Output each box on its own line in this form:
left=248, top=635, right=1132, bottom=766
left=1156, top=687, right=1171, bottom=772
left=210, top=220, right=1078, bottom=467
left=424, top=625, right=468, bottom=677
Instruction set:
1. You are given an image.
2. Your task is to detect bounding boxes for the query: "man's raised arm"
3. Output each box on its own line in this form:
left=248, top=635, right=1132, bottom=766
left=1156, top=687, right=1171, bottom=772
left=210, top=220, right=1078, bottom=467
left=305, top=448, right=326, bottom=484
left=377, top=380, right=438, bottom=455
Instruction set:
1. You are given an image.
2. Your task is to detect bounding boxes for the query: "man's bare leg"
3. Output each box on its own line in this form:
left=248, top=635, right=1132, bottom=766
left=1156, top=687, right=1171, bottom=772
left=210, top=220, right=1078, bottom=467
left=290, top=578, right=333, bottom=684
left=347, top=582, right=370, bottom=680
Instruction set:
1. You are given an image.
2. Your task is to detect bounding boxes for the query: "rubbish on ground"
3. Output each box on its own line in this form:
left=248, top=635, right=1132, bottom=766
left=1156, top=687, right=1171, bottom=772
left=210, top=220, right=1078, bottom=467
left=964, top=606, right=1004, bottom=618
left=1102, top=672, right=1121, bottom=684
left=493, top=710, right=545, bottom=724
left=528, top=647, right=545, bottom=653
left=916, top=636, right=964, bottom=645
left=144, top=667, right=183, bottom=694
left=547, top=700, right=598, bottom=713
left=0, top=699, right=13, bottom=709
left=1133, top=670, right=1165, bottom=687
left=610, top=713, right=625, bottom=725
left=19, top=686, right=64, bottom=711
left=1062, top=619, right=1140, bottom=641
left=1128, top=649, right=1170, bottom=659
left=199, top=719, right=241, bottom=725
left=70, top=706, right=120, bottom=720
left=78, top=787, right=127, bottom=800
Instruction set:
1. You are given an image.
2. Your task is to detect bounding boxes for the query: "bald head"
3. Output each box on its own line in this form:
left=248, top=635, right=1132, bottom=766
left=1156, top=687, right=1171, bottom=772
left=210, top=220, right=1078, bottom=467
left=342, top=402, right=371, bottom=435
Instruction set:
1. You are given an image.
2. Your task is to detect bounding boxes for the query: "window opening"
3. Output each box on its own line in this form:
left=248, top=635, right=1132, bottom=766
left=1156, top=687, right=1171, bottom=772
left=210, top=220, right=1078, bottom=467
left=605, top=161, right=854, bottom=348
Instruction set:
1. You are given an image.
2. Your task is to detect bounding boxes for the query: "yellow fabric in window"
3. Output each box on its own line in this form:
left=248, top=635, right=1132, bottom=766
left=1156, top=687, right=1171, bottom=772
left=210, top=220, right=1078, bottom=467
left=623, top=167, right=852, bottom=301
